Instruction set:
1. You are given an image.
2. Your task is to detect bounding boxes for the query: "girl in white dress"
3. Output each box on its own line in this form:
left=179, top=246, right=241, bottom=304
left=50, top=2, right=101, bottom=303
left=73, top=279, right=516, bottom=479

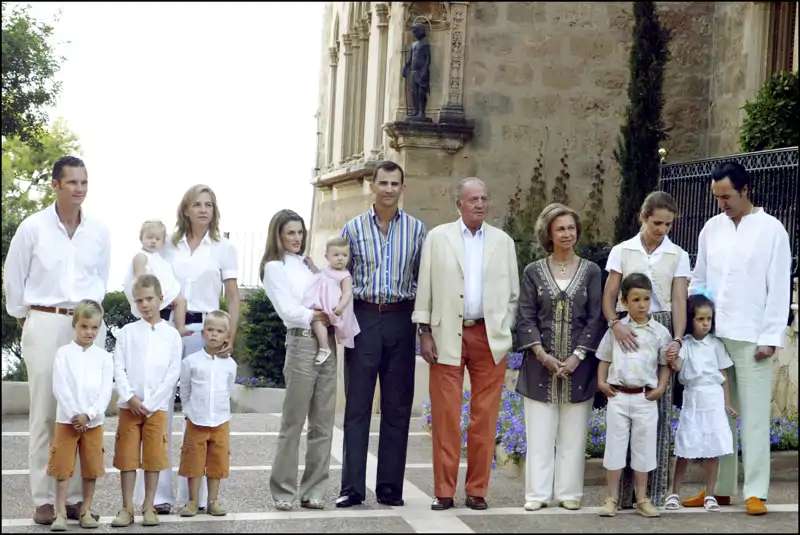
left=664, top=294, right=738, bottom=512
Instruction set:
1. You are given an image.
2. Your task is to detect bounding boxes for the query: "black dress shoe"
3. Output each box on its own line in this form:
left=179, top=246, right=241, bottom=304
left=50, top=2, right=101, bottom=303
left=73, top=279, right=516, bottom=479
left=431, top=497, right=454, bottom=511
left=465, top=496, right=488, bottom=510
left=335, top=495, right=363, bottom=508
left=377, top=495, right=404, bottom=506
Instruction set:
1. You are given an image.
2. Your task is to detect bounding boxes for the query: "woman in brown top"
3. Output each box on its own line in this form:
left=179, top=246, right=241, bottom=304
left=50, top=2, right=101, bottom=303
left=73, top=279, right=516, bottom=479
left=516, top=203, right=604, bottom=512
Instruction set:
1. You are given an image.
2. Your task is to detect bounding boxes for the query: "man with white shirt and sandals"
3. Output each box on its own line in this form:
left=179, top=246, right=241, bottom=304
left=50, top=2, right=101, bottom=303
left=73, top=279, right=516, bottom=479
left=4, top=156, right=111, bottom=526
left=683, top=161, right=791, bottom=516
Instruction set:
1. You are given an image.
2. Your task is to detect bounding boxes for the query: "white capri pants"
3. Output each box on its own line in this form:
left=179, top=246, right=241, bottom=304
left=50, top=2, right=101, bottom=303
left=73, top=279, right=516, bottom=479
left=603, top=392, right=658, bottom=473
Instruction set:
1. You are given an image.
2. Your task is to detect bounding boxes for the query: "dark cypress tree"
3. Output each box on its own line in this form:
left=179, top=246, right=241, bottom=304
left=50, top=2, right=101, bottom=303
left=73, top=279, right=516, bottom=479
left=612, top=1, right=672, bottom=243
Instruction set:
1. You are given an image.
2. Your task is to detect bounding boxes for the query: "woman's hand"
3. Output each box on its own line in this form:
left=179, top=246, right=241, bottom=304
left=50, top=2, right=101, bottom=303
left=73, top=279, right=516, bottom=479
left=611, top=322, right=639, bottom=352
left=645, top=387, right=663, bottom=402
left=726, top=405, right=739, bottom=418
left=538, top=353, right=564, bottom=375
left=556, top=354, right=581, bottom=378
left=304, top=256, right=320, bottom=274
left=666, top=340, right=681, bottom=361
left=311, top=310, right=331, bottom=326
left=219, top=336, right=235, bottom=356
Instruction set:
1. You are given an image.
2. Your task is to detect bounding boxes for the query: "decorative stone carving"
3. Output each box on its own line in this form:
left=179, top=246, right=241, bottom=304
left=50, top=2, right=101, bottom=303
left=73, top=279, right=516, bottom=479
left=375, top=3, right=390, bottom=26
left=402, top=23, right=433, bottom=122
left=341, top=34, right=353, bottom=55
left=328, top=45, right=339, bottom=66
left=440, top=2, right=467, bottom=123
left=404, top=1, right=449, bottom=27
left=383, top=120, right=474, bottom=154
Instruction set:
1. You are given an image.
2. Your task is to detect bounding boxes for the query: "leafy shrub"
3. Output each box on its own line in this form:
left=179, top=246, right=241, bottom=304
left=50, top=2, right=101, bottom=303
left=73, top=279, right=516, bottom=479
left=239, top=288, right=287, bottom=387
left=740, top=71, right=800, bottom=152
left=102, top=290, right=135, bottom=352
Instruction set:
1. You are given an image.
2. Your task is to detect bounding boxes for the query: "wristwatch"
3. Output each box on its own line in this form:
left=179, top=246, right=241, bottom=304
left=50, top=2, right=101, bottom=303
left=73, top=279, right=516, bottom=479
left=417, top=325, right=431, bottom=336
left=607, top=318, right=620, bottom=329
left=672, top=337, right=683, bottom=347
left=573, top=348, right=587, bottom=361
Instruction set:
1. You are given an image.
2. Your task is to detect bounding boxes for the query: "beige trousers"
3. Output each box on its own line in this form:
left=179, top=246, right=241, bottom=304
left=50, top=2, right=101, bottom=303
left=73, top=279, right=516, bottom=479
left=22, top=309, right=107, bottom=507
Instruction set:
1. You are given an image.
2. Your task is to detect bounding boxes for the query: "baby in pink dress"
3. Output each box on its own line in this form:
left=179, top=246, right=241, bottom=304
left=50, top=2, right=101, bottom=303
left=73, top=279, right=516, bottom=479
left=302, top=237, right=360, bottom=364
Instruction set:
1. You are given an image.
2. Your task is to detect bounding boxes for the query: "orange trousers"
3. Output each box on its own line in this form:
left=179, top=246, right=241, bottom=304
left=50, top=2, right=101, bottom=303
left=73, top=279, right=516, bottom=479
left=429, top=322, right=506, bottom=498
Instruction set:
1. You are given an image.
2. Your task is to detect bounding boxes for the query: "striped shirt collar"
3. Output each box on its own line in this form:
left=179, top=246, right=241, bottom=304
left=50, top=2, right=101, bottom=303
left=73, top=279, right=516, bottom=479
left=369, top=205, right=403, bottom=223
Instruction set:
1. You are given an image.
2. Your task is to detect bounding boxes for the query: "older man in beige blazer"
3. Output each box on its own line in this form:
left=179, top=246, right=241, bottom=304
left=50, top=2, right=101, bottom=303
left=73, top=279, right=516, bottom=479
left=413, top=177, right=519, bottom=511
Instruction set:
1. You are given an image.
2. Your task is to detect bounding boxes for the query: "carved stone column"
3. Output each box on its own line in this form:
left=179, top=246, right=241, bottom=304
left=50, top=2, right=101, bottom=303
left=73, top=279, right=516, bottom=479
left=325, top=45, right=339, bottom=168
left=439, top=2, right=468, bottom=124
left=743, top=2, right=772, bottom=101
left=337, top=34, right=353, bottom=164
left=349, top=29, right=362, bottom=161
left=357, top=16, right=371, bottom=159
left=363, top=3, right=390, bottom=160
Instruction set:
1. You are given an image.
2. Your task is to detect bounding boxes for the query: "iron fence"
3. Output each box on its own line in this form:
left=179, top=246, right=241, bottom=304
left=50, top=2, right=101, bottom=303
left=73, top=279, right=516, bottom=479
left=660, top=146, right=799, bottom=275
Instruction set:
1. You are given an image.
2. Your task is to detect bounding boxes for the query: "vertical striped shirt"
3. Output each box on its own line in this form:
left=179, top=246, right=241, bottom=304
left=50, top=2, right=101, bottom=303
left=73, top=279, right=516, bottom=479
left=341, top=206, right=427, bottom=304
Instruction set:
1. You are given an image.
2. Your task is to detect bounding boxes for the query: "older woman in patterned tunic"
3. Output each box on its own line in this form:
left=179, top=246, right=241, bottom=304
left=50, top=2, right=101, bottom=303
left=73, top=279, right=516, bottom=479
left=516, top=204, right=605, bottom=511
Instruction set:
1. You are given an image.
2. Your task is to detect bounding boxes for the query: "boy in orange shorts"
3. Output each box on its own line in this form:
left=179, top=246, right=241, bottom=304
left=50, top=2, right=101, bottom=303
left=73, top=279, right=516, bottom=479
left=178, top=310, right=236, bottom=517
left=111, top=274, right=182, bottom=527
left=48, top=300, right=113, bottom=531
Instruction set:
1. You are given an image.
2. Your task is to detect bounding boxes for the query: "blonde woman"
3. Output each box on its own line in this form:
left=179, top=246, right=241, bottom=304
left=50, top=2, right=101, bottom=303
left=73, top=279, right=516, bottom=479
left=601, top=191, right=690, bottom=511
left=133, top=184, right=240, bottom=514
left=516, top=203, right=604, bottom=512
left=261, top=209, right=337, bottom=510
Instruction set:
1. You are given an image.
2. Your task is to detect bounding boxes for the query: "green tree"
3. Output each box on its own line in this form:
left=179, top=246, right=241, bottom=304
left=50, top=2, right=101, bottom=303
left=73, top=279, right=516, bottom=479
left=1, top=2, right=64, bottom=145
left=101, top=291, right=136, bottom=352
left=740, top=71, right=800, bottom=152
left=613, top=1, right=671, bottom=243
left=1, top=120, right=81, bottom=360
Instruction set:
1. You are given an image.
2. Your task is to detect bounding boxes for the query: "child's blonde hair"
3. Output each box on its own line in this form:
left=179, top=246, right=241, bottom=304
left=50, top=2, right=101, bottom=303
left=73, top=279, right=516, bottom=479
left=72, top=299, right=104, bottom=327
left=132, top=274, right=163, bottom=297
left=204, top=310, right=231, bottom=330
left=140, top=220, right=167, bottom=240
left=326, top=236, right=349, bottom=251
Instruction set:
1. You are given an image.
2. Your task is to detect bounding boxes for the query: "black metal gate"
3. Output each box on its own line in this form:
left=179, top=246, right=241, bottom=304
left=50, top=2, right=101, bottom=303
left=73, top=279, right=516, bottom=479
left=660, top=147, right=799, bottom=274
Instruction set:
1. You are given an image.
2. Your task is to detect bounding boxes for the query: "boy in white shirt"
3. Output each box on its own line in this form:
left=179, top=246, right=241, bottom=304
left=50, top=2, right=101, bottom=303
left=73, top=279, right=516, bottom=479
left=124, top=220, right=191, bottom=336
left=111, top=274, right=182, bottom=527
left=178, top=310, right=237, bottom=517
left=596, top=273, right=672, bottom=518
left=48, top=300, right=113, bottom=532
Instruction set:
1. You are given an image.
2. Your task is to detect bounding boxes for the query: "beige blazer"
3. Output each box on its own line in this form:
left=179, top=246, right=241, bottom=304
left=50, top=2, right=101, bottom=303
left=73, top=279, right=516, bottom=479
left=412, top=220, right=519, bottom=367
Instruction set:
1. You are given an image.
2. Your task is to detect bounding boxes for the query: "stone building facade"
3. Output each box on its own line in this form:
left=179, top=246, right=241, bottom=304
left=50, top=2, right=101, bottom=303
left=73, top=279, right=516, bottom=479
left=308, top=1, right=797, bottom=260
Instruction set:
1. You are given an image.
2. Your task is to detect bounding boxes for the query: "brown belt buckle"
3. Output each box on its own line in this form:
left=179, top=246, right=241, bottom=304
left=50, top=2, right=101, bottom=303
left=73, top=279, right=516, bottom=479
left=463, top=320, right=476, bottom=327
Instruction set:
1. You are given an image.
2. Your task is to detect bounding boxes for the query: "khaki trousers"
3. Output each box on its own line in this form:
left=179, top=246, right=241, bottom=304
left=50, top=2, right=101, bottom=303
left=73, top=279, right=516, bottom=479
left=429, top=323, right=506, bottom=498
left=22, top=309, right=107, bottom=506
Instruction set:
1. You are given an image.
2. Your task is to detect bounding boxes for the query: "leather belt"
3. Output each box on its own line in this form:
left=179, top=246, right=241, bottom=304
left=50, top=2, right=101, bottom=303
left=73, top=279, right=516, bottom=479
left=463, top=318, right=484, bottom=328
left=30, top=305, right=73, bottom=316
left=354, top=300, right=413, bottom=312
left=610, top=385, right=651, bottom=395
left=288, top=328, right=316, bottom=339
left=185, top=311, right=205, bottom=325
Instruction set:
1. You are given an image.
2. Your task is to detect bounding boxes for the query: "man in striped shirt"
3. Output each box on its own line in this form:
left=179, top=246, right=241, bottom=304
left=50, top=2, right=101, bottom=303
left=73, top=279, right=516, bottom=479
left=336, top=161, right=427, bottom=508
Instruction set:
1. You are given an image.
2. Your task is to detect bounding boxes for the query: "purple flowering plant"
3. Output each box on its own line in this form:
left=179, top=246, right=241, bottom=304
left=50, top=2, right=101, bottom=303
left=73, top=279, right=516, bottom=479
left=235, top=376, right=280, bottom=389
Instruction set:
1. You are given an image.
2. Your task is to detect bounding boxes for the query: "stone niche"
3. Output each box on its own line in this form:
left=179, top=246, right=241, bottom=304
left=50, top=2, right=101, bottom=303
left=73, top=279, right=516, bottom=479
left=384, top=1, right=475, bottom=156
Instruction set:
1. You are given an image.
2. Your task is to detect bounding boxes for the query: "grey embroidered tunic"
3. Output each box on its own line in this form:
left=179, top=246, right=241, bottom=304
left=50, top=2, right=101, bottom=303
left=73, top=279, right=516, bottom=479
left=515, top=258, right=604, bottom=404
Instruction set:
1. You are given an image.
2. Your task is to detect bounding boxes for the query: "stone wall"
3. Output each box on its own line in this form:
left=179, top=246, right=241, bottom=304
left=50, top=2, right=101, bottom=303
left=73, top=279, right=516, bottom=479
left=772, top=278, right=799, bottom=419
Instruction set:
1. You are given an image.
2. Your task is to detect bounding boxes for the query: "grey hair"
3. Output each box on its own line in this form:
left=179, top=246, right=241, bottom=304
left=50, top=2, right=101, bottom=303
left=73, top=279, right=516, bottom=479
left=455, top=177, right=488, bottom=200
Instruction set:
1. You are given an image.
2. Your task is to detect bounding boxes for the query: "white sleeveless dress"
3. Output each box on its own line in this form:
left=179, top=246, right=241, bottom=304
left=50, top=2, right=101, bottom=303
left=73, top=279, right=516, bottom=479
left=123, top=249, right=182, bottom=318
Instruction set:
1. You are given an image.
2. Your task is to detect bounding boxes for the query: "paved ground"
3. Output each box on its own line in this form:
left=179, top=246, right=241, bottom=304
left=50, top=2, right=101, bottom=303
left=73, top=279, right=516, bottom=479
left=2, top=413, right=797, bottom=533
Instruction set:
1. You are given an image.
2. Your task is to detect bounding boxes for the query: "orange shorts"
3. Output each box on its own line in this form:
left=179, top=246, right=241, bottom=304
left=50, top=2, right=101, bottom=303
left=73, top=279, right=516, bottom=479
left=113, top=409, right=169, bottom=472
left=178, top=419, right=230, bottom=479
left=47, top=424, right=105, bottom=480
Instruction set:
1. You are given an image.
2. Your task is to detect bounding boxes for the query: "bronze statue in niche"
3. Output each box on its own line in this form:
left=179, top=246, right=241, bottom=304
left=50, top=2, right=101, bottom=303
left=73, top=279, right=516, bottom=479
left=402, top=23, right=432, bottom=122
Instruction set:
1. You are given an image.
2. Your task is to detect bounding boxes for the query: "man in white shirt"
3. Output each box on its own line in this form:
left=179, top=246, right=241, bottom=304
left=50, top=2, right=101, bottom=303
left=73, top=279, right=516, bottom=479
left=684, top=161, right=792, bottom=515
left=414, top=178, right=519, bottom=511
left=3, top=156, right=110, bottom=525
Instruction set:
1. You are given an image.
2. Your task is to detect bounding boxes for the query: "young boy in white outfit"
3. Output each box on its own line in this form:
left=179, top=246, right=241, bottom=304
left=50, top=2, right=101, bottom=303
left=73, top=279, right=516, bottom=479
left=178, top=310, right=236, bottom=517
left=111, top=274, right=182, bottom=527
left=124, top=220, right=190, bottom=336
left=596, top=273, right=672, bottom=518
left=48, top=300, right=114, bottom=531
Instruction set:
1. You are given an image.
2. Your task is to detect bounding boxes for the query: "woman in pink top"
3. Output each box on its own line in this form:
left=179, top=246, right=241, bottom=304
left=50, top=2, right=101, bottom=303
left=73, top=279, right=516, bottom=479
left=303, top=237, right=360, bottom=364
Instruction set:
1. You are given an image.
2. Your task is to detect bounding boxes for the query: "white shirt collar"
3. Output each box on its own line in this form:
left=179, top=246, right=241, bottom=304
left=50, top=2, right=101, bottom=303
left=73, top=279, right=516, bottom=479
left=459, top=218, right=484, bottom=237
left=620, top=314, right=658, bottom=329
left=622, top=233, right=675, bottom=254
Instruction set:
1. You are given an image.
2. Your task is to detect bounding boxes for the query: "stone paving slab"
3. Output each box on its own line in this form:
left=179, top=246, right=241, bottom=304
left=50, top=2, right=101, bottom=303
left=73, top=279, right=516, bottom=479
left=3, top=412, right=798, bottom=533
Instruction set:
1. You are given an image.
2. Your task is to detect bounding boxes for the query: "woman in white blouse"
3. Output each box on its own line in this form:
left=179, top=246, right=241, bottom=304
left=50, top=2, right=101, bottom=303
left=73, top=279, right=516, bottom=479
left=601, top=191, right=691, bottom=510
left=133, top=184, right=240, bottom=514
left=261, top=209, right=336, bottom=510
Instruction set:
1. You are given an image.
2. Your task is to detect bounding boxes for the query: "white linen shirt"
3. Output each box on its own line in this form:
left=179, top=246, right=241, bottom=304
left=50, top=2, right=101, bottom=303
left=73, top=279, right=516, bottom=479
left=460, top=219, right=485, bottom=321
left=164, top=232, right=238, bottom=313
left=113, top=319, right=182, bottom=414
left=124, top=249, right=182, bottom=318
left=596, top=315, right=672, bottom=389
left=689, top=209, right=792, bottom=348
left=52, top=341, right=114, bottom=428
left=3, top=203, right=110, bottom=318
left=677, top=334, right=734, bottom=388
left=180, top=349, right=237, bottom=428
left=263, top=253, right=316, bottom=329
left=605, top=234, right=691, bottom=313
